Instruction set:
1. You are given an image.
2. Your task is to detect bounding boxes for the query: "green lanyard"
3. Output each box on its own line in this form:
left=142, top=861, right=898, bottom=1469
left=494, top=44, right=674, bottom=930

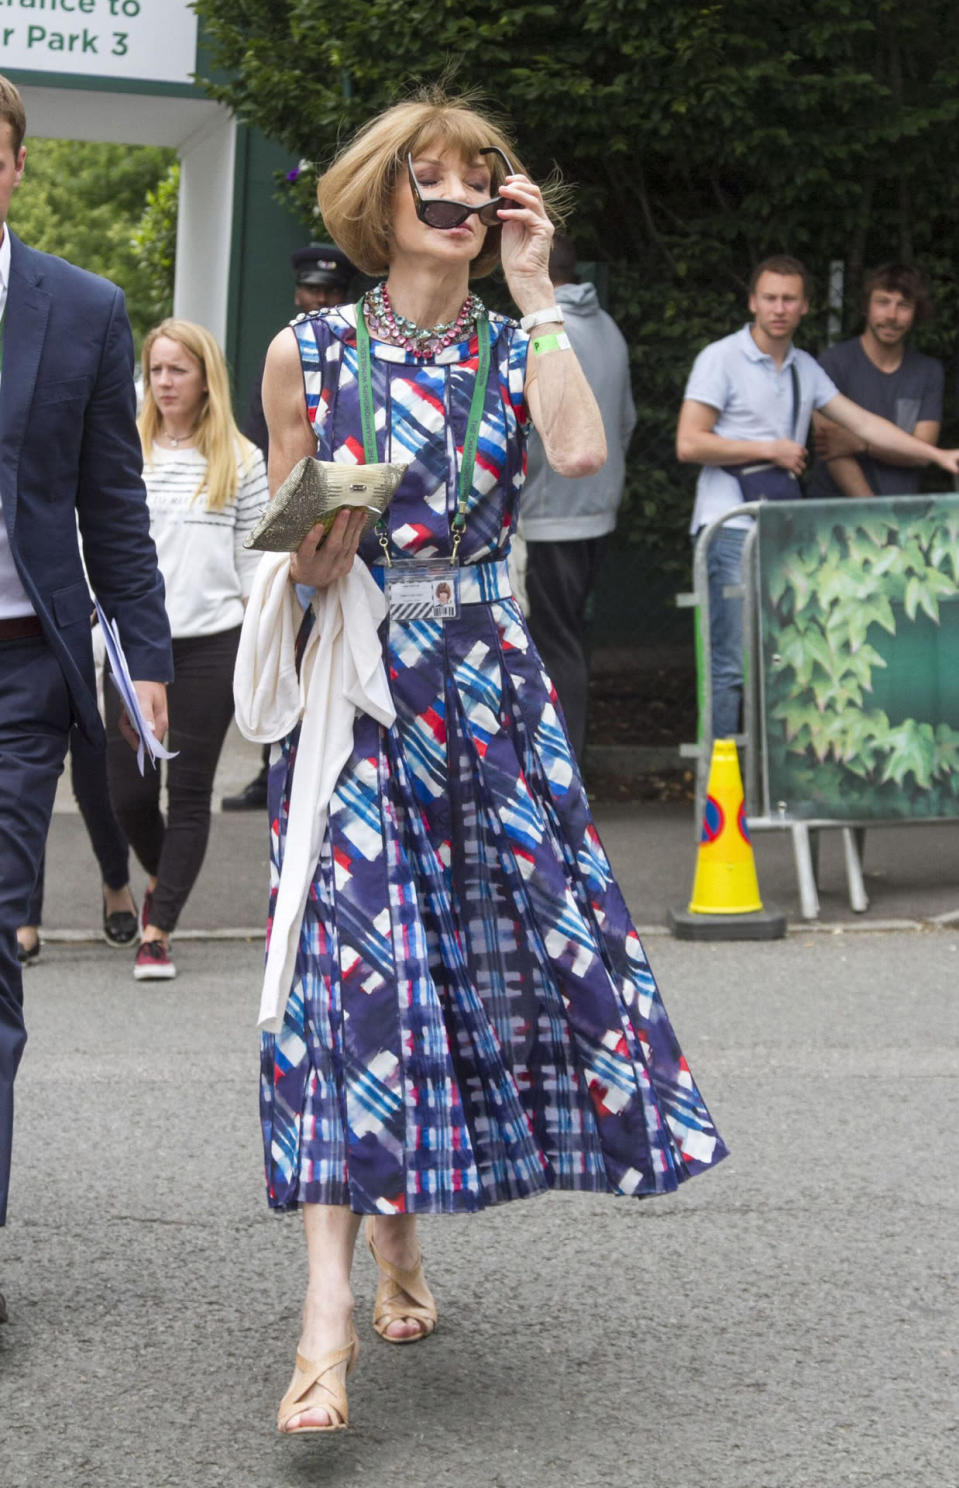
left=354, top=300, right=491, bottom=566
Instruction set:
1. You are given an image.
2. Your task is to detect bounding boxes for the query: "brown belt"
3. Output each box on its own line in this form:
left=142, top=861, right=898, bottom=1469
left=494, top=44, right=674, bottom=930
left=0, top=614, right=44, bottom=641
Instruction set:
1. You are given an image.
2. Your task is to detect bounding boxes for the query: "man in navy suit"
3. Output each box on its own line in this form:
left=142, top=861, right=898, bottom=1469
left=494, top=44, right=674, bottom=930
left=0, top=74, right=173, bottom=1321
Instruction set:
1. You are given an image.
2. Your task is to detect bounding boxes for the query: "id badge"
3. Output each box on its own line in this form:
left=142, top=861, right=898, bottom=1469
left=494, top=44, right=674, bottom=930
left=386, top=559, right=460, bottom=621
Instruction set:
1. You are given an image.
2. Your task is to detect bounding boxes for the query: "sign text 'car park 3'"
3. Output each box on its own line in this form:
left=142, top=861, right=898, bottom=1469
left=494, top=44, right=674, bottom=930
left=0, top=0, right=197, bottom=86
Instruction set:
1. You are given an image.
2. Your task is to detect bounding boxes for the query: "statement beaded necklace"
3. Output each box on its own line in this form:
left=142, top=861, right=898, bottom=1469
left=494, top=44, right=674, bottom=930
left=363, top=282, right=484, bottom=357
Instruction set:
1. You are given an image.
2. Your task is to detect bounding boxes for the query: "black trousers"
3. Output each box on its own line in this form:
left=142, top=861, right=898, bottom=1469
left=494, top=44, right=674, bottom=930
left=104, top=626, right=240, bottom=933
left=0, top=635, right=72, bottom=1224
left=524, top=537, right=603, bottom=763
left=26, top=724, right=130, bottom=926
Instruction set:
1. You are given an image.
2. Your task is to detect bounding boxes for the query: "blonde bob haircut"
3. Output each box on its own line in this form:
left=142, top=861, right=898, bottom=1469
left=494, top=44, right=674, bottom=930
left=139, top=318, right=257, bottom=513
left=317, top=91, right=558, bottom=279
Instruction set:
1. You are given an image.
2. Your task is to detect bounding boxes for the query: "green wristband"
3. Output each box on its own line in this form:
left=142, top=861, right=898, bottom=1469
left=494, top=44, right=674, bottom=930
left=530, top=331, right=572, bottom=357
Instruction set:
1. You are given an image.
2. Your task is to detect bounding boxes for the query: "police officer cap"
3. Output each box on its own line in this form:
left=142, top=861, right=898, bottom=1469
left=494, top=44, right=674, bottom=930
left=291, top=243, right=354, bottom=288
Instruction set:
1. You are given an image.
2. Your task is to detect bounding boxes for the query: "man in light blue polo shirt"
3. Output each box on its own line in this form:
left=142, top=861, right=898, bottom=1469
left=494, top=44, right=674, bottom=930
left=676, top=254, right=959, bottom=738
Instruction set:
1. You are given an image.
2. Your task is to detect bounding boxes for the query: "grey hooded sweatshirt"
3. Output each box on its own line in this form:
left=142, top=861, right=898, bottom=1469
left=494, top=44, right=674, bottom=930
left=518, top=281, right=636, bottom=541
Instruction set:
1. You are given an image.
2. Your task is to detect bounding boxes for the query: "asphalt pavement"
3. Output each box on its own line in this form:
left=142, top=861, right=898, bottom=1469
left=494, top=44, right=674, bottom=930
left=1, top=726, right=957, bottom=1486
left=31, top=721, right=959, bottom=936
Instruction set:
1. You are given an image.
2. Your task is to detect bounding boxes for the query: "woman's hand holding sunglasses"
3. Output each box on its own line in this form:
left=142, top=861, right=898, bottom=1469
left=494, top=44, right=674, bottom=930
left=497, top=173, right=556, bottom=314
left=407, top=146, right=514, bottom=229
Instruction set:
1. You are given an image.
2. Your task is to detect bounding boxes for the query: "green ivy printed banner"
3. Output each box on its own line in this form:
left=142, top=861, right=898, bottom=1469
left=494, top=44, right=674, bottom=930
left=758, top=496, right=959, bottom=821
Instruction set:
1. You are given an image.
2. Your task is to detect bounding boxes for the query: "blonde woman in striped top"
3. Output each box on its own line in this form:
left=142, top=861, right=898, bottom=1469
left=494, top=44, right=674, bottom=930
left=105, top=319, right=267, bottom=982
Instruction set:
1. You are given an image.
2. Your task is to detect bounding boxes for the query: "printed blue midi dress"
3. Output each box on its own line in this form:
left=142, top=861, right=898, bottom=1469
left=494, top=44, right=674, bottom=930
left=260, top=304, right=728, bottom=1214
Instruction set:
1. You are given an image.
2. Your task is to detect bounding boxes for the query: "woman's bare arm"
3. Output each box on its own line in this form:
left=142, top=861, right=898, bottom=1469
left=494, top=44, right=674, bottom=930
left=261, top=327, right=366, bottom=586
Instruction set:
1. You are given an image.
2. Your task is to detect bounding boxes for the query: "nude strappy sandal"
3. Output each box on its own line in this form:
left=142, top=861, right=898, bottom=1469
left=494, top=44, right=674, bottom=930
left=277, top=1329, right=360, bottom=1433
left=366, top=1218, right=438, bottom=1344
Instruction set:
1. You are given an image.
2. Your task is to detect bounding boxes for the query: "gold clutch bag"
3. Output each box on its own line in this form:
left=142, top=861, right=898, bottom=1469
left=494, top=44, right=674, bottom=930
left=243, top=456, right=407, bottom=553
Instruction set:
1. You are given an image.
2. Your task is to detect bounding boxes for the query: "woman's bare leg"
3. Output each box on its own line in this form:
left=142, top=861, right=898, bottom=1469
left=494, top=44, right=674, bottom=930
left=282, top=1203, right=362, bottom=1432
left=15, top=926, right=39, bottom=958
left=368, top=1214, right=431, bottom=1341
left=140, top=875, right=168, bottom=949
left=102, top=882, right=137, bottom=918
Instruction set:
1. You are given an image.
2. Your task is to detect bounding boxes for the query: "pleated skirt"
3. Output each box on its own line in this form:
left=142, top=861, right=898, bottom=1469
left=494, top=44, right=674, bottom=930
left=259, top=594, right=727, bottom=1213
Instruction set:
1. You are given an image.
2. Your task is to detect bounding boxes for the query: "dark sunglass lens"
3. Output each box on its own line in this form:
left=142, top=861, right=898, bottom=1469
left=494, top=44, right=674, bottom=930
left=423, top=201, right=469, bottom=229
left=478, top=198, right=503, bottom=226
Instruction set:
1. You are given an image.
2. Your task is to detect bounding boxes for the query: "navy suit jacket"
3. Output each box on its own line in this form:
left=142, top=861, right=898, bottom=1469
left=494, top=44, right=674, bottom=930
left=0, top=231, right=173, bottom=742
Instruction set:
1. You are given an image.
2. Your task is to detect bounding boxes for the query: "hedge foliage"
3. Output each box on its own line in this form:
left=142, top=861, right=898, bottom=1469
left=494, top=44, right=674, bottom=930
left=194, top=0, right=959, bottom=580
left=9, top=141, right=177, bottom=345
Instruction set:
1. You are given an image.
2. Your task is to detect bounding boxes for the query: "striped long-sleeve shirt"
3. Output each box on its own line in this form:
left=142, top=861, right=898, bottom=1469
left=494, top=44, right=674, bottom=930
left=144, top=441, right=268, bottom=638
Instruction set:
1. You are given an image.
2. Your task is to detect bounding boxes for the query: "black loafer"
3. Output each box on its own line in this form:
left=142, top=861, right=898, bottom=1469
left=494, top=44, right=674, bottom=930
left=221, top=769, right=269, bottom=812
left=104, top=909, right=139, bottom=947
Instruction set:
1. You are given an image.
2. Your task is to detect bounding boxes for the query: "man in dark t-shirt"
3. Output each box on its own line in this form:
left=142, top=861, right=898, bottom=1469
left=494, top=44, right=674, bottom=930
left=808, top=263, right=943, bottom=499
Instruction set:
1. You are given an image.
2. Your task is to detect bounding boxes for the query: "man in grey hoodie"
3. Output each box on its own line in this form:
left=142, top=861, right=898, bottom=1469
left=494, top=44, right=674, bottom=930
left=519, top=236, right=636, bottom=760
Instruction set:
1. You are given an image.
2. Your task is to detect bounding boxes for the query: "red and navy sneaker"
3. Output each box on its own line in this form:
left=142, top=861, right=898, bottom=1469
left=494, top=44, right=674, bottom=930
left=133, top=939, right=176, bottom=981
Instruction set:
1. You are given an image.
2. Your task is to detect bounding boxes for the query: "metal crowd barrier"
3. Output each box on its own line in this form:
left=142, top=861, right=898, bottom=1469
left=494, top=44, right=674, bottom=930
left=677, top=504, right=868, bottom=920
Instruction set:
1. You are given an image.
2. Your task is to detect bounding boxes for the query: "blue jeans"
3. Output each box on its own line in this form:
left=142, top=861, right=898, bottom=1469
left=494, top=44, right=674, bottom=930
left=704, top=525, right=747, bottom=738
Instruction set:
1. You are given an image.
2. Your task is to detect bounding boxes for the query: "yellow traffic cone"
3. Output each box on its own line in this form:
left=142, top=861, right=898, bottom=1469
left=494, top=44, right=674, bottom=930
left=688, top=739, right=762, bottom=913
left=668, top=740, right=784, bottom=940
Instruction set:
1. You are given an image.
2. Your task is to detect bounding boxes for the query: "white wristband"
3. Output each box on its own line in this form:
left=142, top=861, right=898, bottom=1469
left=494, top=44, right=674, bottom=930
left=519, top=305, right=565, bottom=331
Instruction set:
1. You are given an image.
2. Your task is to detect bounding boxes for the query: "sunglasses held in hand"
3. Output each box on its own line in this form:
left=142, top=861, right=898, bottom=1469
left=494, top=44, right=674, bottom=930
left=407, top=146, right=516, bottom=230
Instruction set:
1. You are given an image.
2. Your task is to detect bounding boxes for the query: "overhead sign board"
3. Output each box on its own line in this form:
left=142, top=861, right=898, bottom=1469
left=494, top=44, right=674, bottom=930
left=0, top=1, right=197, bottom=86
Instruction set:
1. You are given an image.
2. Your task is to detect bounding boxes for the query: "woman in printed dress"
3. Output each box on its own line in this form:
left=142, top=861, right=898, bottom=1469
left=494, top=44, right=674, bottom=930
left=259, top=90, right=728, bottom=1435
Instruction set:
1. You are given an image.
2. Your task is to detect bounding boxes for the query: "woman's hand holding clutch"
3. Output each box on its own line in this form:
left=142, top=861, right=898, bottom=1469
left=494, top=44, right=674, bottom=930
left=245, top=456, right=406, bottom=553
left=289, top=506, right=369, bottom=588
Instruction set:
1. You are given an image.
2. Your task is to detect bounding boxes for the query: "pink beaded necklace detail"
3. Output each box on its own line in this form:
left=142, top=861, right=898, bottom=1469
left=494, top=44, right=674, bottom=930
left=363, top=282, right=483, bottom=357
